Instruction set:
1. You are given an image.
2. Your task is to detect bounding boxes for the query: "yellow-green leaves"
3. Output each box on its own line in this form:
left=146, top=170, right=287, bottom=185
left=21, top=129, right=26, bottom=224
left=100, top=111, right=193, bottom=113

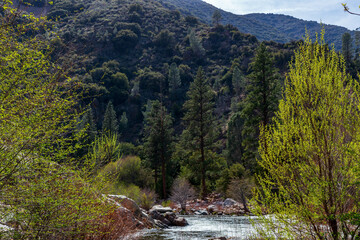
left=252, top=33, right=360, bottom=239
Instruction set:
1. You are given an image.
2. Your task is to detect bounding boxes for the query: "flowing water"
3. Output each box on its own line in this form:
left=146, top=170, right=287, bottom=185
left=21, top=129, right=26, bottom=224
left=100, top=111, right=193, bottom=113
left=137, top=215, right=257, bottom=240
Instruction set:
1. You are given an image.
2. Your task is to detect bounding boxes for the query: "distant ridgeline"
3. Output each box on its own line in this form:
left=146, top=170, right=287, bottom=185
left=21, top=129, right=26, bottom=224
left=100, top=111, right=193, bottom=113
left=157, top=0, right=354, bottom=50
left=13, top=0, right=353, bottom=49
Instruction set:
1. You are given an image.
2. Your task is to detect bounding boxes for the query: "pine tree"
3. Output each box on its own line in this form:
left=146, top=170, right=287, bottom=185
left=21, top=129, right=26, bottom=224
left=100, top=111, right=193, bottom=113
left=240, top=43, right=280, bottom=171
left=119, top=112, right=128, bottom=134
left=102, top=101, right=118, bottom=135
left=189, top=29, right=205, bottom=57
left=231, top=66, right=245, bottom=111
left=168, top=62, right=181, bottom=96
left=143, top=100, right=173, bottom=199
left=342, top=32, right=353, bottom=63
left=79, top=107, right=97, bottom=144
left=253, top=34, right=360, bottom=240
left=226, top=112, right=244, bottom=165
left=182, top=67, right=215, bottom=198
left=212, top=10, right=222, bottom=26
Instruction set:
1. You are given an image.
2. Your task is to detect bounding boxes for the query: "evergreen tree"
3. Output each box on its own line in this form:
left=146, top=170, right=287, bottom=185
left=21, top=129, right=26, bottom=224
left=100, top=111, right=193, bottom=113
left=231, top=66, right=245, bottom=111
left=342, top=32, right=353, bottom=63
left=226, top=112, right=244, bottom=165
left=182, top=67, right=215, bottom=198
left=240, top=43, right=280, bottom=171
left=119, top=111, right=128, bottom=134
left=143, top=100, right=173, bottom=199
left=79, top=107, right=97, bottom=144
left=102, top=101, right=118, bottom=135
left=189, top=29, right=205, bottom=57
left=212, top=10, right=222, bottom=26
left=168, top=62, right=181, bottom=96
left=253, top=34, right=360, bottom=240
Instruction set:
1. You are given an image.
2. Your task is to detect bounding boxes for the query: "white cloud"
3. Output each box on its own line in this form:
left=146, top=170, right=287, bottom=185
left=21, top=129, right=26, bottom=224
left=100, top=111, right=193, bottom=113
left=202, top=0, right=360, bottom=29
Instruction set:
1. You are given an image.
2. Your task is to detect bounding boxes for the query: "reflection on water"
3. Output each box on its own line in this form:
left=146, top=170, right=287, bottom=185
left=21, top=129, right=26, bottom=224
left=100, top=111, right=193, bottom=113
left=138, top=215, right=257, bottom=240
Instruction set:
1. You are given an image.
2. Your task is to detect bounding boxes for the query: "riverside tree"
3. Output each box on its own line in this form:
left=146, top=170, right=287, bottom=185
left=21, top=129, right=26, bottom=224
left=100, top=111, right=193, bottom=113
left=182, top=67, right=215, bottom=198
left=143, top=100, right=173, bottom=199
left=240, top=42, right=280, bottom=171
left=102, top=101, right=119, bottom=135
left=252, top=33, right=360, bottom=239
left=0, top=3, right=128, bottom=239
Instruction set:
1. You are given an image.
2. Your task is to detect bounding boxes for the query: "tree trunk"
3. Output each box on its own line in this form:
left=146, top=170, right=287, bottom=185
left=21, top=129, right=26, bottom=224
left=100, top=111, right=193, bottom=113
left=161, top=153, right=166, bottom=199
left=200, top=135, right=206, bottom=199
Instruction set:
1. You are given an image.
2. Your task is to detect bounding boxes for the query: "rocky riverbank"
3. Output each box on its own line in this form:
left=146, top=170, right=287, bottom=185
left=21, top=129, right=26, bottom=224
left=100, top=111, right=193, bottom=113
left=172, top=194, right=250, bottom=216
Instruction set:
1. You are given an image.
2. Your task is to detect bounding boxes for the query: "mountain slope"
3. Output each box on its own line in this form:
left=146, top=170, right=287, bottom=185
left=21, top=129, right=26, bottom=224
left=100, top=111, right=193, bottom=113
left=158, top=0, right=352, bottom=49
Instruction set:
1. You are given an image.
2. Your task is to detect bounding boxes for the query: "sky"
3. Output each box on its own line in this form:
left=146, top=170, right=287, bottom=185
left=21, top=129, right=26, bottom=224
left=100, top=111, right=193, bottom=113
left=202, top=0, right=360, bottom=30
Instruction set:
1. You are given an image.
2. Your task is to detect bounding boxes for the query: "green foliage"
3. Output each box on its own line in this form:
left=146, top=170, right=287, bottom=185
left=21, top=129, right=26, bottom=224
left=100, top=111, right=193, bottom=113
left=3, top=160, right=115, bottom=239
left=88, top=61, right=129, bottom=105
left=342, top=32, right=353, bottom=63
left=0, top=3, right=82, bottom=188
left=86, top=133, right=121, bottom=170
left=113, top=29, right=138, bottom=52
left=240, top=43, right=280, bottom=171
left=215, top=163, right=246, bottom=194
left=114, top=22, right=142, bottom=35
left=182, top=67, right=215, bottom=197
left=102, top=101, right=119, bottom=135
left=79, top=107, right=97, bottom=144
left=185, top=15, right=199, bottom=25
left=118, top=142, right=138, bottom=156
left=189, top=29, right=205, bottom=57
left=0, top=5, right=129, bottom=238
left=212, top=9, right=222, bottom=26
left=138, top=69, right=165, bottom=93
left=154, top=29, right=175, bottom=49
left=129, top=3, right=144, bottom=15
left=226, top=112, right=244, bottom=165
left=143, top=100, right=173, bottom=198
left=119, top=112, right=128, bottom=133
left=168, top=62, right=182, bottom=96
left=231, top=66, right=245, bottom=104
left=100, top=156, right=152, bottom=188
left=253, top=34, right=360, bottom=239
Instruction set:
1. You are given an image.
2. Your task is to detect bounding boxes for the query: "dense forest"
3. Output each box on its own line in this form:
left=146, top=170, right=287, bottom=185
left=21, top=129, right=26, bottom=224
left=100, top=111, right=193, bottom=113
left=2, top=0, right=360, bottom=239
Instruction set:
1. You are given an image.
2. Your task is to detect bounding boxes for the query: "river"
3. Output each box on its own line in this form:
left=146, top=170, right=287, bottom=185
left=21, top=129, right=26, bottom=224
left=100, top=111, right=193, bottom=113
left=137, top=215, right=257, bottom=240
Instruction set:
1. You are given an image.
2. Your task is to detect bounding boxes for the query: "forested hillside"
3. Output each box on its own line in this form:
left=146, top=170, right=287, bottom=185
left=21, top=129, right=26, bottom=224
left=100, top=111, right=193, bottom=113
left=157, top=0, right=353, bottom=49
left=37, top=0, right=297, bottom=142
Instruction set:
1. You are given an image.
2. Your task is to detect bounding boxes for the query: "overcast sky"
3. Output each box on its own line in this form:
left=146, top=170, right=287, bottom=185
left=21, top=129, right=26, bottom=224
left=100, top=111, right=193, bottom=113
left=202, top=0, right=359, bottom=30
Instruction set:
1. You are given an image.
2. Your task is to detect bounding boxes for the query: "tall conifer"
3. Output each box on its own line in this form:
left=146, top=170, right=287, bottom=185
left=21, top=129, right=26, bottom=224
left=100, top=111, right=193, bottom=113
left=182, top=67, right=214, bottom=198
left=143, top=100, right=173, bottom=199
left=102, top=101, right=118, bottom=135
left=240, top=43, right=280, bottom=171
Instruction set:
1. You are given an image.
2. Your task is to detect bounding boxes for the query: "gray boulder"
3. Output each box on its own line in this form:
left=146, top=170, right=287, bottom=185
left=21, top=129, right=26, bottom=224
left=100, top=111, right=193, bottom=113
left=150, top=205, right=173, bottom=213
left=223, top=198, right=238, bottom=207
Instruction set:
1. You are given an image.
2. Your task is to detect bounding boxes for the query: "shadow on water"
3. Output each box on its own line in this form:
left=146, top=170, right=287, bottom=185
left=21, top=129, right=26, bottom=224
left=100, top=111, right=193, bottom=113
left=137, top=215, right=257, bottom=240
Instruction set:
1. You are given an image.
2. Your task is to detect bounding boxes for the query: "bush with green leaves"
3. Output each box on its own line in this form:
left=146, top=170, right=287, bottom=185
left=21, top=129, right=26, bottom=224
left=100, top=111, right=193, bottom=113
left=252, top=33, right=360, bottom=239
left=113, top=29, right=138, bottom=51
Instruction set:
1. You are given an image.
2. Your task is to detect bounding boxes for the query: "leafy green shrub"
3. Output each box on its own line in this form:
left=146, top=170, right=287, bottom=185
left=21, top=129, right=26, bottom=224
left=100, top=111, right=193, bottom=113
left=99, top=156, right=153, bottom=189
left=139, top=189, right=157, bottom=210
left=113, top=29, right=138, bottom=51
left=129, top=3, right=144, bottom=15
left=153, top=29, right=175, bottom=48
left=3, top=160, right=124, bottom=239
left=215, top=163, right=246, bottom=194
left=114, top=22, right=142, bottom=35
left=86, top=134, right=121, bottom=170
left=118, top=142, right=138, bottom=156
left=138, top=70, right=165, bottom=93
